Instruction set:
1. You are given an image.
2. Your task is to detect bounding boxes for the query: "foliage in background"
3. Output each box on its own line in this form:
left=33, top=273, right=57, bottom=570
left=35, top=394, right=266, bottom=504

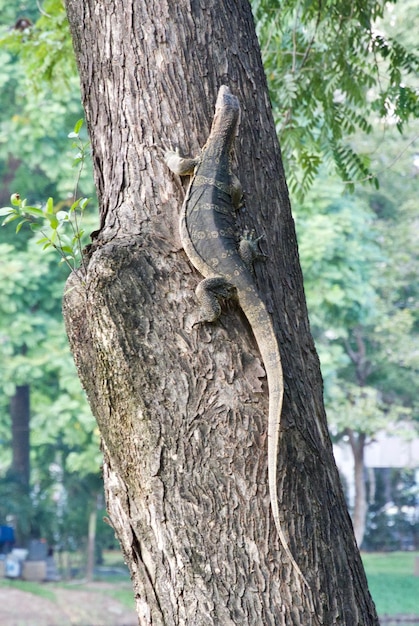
left=272, top=5, right=419, bottom=546
left=252, top=0, right=419, bottom=198
left=296, top=176, right=417, bottom=424
left=293, top=115, right=419, bottom=543
left=297, top=167, right=417, bottom=395
left=0, top=229, right=101, bottom=543
left=0, top=0, right=99, bottom=550
left=3, top=0, right=77, bottom=87
left=0, top=0, right=92, bottom=204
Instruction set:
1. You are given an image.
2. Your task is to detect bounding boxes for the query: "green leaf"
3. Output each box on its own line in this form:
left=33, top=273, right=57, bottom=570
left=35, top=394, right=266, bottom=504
left=0, top=207, right=14, bottom=216
left=61, top=245, right=75, bottom=254
left=47, top=214, right=59, bottom=229
left=45, top=197, right=54, bottom=214
left=22, top=207, right=45, bottom=218
left=15, top=220, right=28, bottom=233
left=73, top=118, right=84, bottom=134
left=79, top=197, right=90, bottom=210
left=2, top=213, right=20, bottom=225
left=70, top=200, right=80, bottom=211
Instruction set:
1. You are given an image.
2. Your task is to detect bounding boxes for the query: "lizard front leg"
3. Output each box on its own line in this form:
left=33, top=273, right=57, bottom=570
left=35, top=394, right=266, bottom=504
left=195, top=277, right=237, bottom=324
left=239, top=229, right=267, bottom=271
left=163, top=147, right=199, bottom=177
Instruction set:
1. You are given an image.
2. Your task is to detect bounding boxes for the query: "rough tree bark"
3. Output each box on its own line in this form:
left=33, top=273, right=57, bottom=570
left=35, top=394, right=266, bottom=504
left=63, top=0, right=379, bottom=624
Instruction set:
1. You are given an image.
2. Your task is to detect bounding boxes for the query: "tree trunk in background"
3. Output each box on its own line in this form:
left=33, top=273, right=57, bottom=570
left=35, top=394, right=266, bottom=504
left=345, top=328, right=372, bottom=548
left=348, top=430, right=367, bottom=546
left=9, top=384, right=30, bottom=546
left=86, top=501, right=97, bottom=582
left=63, top=0, right=379, bottom=623
left=10, top=385, right=30, bottom=489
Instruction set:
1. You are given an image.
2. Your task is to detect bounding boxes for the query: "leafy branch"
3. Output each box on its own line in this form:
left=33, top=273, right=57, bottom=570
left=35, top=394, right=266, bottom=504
left=0, top=119, right=91, bottom=273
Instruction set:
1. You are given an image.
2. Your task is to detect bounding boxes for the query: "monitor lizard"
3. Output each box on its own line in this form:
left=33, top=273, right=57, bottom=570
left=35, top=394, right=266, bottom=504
left=163, top=85, right=310, bottom=592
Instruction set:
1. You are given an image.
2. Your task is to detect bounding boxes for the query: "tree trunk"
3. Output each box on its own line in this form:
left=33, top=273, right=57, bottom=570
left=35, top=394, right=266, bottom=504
left=10, top=385, right=30, bottom=489
left=9, top=384, right=30, bottom=546
left=345, top=329, right=371, bottom=548
left=348, top=430, right=367, bottom=547
left=63, top=0, right=379, bottom=624
left=86, top=501, right=97, bottom=582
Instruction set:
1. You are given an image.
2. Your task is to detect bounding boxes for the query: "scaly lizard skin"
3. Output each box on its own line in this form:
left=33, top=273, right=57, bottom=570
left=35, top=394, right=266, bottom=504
left=164, top=85, right=309, bottom=590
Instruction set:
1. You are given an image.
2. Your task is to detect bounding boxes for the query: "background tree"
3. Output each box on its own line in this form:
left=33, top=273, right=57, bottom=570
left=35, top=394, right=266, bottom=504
left=295, top=171, right=418, bottom=545
left=62, top=0, right=378, bottom=623
left=0, top=233, right=102, bottom=550
left=292, top=0, right=419, bottom=537
left=0, top=0, right=102, bottom=556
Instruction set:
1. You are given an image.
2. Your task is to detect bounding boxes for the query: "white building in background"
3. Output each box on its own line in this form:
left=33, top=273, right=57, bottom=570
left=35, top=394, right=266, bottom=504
left=364, top=432, right=419, bottom=470
left=333, top=430, right=419, bottom=510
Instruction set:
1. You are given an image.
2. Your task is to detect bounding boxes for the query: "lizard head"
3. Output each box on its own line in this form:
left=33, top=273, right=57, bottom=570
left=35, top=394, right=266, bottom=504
left=215, top=85, right=240, bottom=115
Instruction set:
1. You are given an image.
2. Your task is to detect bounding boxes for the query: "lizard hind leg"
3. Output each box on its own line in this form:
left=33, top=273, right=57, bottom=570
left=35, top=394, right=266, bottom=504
left=195, top=277, right=237, bottom=324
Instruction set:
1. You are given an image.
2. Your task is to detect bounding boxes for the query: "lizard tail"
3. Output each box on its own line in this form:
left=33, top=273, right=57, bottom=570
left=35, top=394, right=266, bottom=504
left=238, top=286, right=310, bottom=590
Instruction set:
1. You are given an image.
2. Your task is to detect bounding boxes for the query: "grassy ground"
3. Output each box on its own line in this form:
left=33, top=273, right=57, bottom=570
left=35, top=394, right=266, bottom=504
left=362, top=551, right=419, bottom=616
left=0, top=578, right=56, bottom=601
left=0, top=577, right=135, bottom=610
left=0, top=550, right=134, bottom=610
left=87, top=582, right=134, bottom=609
